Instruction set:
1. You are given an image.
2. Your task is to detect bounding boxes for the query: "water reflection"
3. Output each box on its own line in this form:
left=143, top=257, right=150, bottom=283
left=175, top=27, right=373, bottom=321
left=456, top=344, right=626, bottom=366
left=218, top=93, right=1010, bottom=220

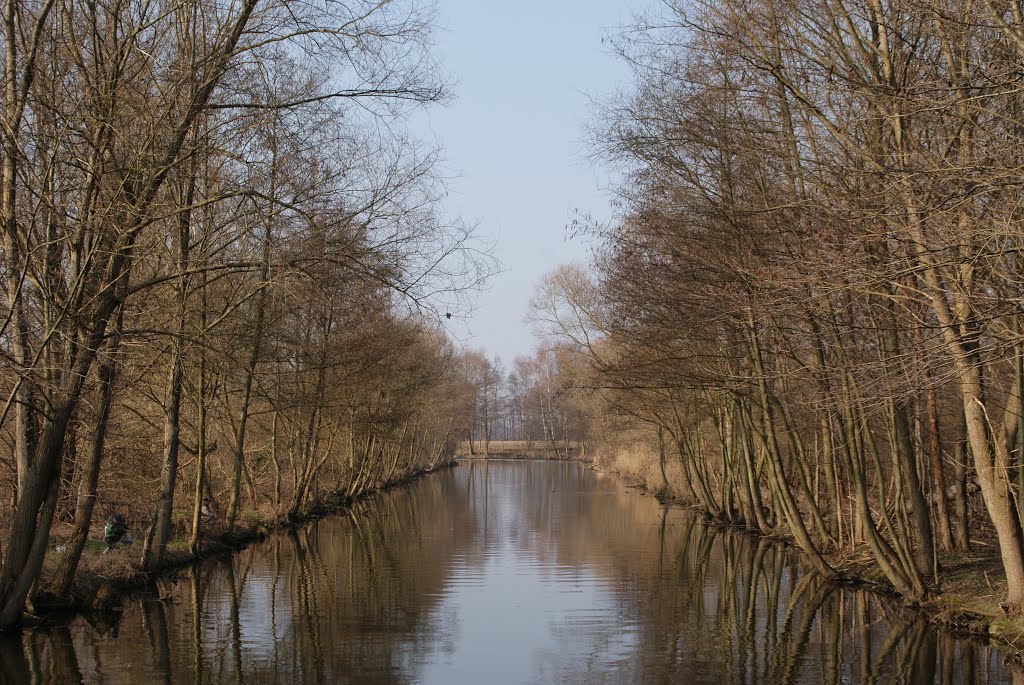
left=1, top=461, right=1019, bottom=684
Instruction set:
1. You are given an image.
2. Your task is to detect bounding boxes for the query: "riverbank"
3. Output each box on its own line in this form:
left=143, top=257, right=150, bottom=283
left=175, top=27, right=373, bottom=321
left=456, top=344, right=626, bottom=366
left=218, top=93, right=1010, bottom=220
left=18, top=461, right=457, bottom=630
left=456, top=439, right=582, bottom=460
left=586, top=453, right=1024, bottom=664
left=458, top=454, right=574, bottom=461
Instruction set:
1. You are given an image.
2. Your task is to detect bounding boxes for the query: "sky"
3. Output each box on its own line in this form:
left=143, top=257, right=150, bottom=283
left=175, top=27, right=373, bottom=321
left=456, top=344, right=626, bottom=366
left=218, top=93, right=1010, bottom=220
left=414, top=0, right=650, bottom=366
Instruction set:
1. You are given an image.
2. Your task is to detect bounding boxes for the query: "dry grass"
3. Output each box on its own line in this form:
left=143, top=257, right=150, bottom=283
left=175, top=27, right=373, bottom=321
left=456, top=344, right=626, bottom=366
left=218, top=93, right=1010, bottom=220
left=590, top=440, right=694, bottom=500
left=74, top=547, right=143, bottom=583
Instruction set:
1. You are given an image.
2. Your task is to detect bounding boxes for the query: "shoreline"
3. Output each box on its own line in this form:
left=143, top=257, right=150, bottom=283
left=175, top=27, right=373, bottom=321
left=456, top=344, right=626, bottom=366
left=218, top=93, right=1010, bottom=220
left=15, top=461, right=458, bottom=632
left=586, top=459, right=1024, bottom=664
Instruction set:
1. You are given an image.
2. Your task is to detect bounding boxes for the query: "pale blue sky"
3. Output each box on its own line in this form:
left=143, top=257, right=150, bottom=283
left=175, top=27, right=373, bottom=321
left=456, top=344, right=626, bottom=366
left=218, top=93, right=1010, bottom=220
left=417, top=0, right=649, bottom=365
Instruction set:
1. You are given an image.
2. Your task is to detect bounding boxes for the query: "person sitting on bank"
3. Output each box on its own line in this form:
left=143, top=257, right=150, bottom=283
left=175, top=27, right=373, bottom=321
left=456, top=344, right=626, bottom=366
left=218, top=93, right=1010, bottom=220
left=201, top=497, right=217, bottom=524
left=103, top=514, right=131, bottom=552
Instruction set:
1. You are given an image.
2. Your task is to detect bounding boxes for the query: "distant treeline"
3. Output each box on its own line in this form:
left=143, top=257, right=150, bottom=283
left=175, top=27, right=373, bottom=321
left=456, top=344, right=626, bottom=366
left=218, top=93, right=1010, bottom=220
left=456, top=349, right=591, bottom=459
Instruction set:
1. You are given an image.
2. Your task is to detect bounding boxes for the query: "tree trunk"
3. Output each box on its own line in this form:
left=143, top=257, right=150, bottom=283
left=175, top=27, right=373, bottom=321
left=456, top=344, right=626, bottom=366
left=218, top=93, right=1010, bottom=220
left=141, top=171, right=195, bottom=572
left=925, top=381, right=954, bottom=553
left=189, top=325, right=209, bottom=556
left=0, top=396, right=77, bottom=628
left=45, top=327, right=120, bottom=599
left=951, top=410, right=971, bottom=552
left=141, top=342, right=185, bottom=572
left=746, top=308, right=835, bottom=578
left=226, top=162, right=274, bottom=529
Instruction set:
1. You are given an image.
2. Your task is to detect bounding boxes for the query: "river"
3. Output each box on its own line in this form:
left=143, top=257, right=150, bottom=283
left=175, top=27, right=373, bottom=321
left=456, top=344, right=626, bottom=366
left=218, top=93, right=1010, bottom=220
left=0, top=460, right=1018, bottom=684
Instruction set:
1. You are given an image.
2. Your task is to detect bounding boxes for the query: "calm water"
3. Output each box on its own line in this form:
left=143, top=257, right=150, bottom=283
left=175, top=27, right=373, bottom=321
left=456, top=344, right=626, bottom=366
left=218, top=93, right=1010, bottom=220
left=1, top=461, right=1019, bottom=684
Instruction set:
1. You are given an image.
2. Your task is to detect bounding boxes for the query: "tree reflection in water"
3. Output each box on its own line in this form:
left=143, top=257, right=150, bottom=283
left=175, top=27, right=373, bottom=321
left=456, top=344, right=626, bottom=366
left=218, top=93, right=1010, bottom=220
left=1, top=462, right=1021, bottom=684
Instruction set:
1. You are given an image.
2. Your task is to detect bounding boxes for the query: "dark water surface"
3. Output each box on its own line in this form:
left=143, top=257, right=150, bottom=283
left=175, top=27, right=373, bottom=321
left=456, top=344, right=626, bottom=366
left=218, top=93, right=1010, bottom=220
left=2, top=460, right=1020, bottom=684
